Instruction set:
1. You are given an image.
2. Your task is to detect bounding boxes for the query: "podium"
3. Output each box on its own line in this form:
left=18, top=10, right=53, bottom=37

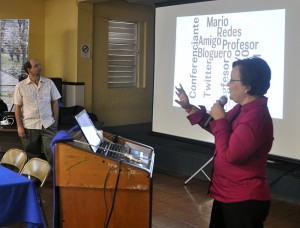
left=54, top=131, right=155, bottom=227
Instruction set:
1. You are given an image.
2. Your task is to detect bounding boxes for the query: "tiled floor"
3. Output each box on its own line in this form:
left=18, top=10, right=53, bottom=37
left=6, top=171, right=300, bottom=228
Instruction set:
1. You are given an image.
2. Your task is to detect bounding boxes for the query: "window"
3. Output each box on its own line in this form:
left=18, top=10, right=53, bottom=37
left=108, top=20, right=138, bottom=88
left=0, top=19, right=29, bottom=110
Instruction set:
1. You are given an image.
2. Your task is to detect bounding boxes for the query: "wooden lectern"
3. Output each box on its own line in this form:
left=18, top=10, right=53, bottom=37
left=54, top=131, right=154, bottom=228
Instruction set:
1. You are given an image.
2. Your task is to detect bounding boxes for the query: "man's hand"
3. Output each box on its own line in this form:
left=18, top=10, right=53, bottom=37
left=17, top=126, right=26, bottom=138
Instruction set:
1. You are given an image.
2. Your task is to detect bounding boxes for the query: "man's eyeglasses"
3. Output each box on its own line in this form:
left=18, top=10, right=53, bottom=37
left=229, top=79, right=241, bottom=83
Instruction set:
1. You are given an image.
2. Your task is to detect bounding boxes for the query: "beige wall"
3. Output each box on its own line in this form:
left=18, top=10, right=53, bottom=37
left=44, top=0, right=78, bottom=82
left=1, top=0, right=154, bottom=126
left=77, top=1, right=93, bottom=111
left=92, top=0, right=154, bottom=126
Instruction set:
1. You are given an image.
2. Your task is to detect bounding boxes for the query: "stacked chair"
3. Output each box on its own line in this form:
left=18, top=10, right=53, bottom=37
left=21, top=157, right=51, bottom=227
left=1, top=149, right=51, bottom=227
left=0, top=148, right=27, bottom=173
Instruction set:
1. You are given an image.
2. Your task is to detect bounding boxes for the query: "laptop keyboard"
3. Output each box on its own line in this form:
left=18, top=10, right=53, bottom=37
left=97, top=141, right=130, bottom=160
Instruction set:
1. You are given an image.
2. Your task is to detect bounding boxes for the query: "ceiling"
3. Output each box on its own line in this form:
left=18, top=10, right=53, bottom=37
left=88, top=0, right=212, bottom=7
left=126, top=0, right=196, bottom=6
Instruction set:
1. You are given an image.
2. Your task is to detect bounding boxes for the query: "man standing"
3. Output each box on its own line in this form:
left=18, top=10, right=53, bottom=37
left=13, top=59, right=61, bottom=167
left=15, top=47, right=21, bottom=62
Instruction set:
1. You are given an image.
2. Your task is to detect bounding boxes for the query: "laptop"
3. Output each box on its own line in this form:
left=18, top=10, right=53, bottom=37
left=74, top=109, right=101, bottom=153
left=74, top=109, right=146, bottom=166
left=75, top=109, right=130, bottom=155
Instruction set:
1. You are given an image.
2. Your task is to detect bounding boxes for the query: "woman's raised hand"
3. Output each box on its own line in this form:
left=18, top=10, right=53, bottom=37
left=175, top=84, right=191, bottom=109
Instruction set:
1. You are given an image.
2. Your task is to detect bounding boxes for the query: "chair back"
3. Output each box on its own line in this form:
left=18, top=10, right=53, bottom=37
left=0, top=148, right=27, bottom=173
left=21, top=158, right=51, bottom=187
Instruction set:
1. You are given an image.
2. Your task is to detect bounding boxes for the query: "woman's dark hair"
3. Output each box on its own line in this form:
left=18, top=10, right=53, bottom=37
left=23, top=61, right=32, bottom=74
left=232, top=57, right=271, bottom=96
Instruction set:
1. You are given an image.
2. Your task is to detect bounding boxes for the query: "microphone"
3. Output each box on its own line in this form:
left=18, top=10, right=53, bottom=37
left=204, top=95, right=228, bottom=127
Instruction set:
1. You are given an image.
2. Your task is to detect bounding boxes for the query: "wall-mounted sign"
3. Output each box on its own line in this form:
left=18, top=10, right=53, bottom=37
left=81, top=44, right=90, bottom=58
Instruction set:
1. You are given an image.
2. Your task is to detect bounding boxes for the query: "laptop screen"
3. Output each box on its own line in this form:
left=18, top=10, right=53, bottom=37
left=74, top=109, right=100, bottom=153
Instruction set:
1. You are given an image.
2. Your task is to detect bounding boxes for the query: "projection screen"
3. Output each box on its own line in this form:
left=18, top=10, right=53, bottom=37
left=153, top=0, right=300, bottom=162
